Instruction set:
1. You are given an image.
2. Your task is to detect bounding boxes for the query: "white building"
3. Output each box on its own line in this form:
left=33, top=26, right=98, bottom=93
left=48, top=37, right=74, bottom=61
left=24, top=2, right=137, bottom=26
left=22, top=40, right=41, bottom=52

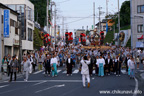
left=131, top=0, right=144, bottom=48
left=0, top=0, right=34, bottom=53
left=0, top=3, right=20, bottom=58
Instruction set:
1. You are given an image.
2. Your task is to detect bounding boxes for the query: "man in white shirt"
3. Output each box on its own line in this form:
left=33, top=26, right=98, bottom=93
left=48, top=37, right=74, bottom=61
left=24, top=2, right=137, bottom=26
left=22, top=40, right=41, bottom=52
left=27, top=54, right=33, bottom=74
left=21, top=56, right=30, bottom=81
left=96, top=55, right=105, bottom=77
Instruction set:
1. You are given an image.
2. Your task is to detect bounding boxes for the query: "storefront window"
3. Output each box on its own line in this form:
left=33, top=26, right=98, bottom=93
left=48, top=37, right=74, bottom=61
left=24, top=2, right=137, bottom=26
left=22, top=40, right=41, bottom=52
left=28, top=28, right=33, bottom=41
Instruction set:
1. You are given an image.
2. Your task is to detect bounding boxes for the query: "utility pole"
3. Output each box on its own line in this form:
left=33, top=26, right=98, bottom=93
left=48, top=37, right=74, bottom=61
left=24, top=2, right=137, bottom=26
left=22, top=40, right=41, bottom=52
left=19, top=6, right=22, bottom=64
left=106, top=0, right=108, bottom=16
left=36, top=12, right=38, bottom=22
left=47, top=0, right=50, bottom=34
left=54, top=4, right=57, bottom=44
left=62, top=17, right=64, bottom=40
left=0, top=8, right=2, bottom=79
left=50, top=2, right=53, bottom=37
left=93, top=2, right=95, bottom=31
left=118, top=0, right=121, bottom=47
left=98, top=6, right=102, bottom=32
left=114, top=25, right=115, bottom=42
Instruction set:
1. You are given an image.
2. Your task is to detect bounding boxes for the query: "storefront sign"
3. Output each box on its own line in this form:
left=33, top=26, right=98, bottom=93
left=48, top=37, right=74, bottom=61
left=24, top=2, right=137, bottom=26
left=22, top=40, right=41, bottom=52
left=3, top=9, right=10, bottom=38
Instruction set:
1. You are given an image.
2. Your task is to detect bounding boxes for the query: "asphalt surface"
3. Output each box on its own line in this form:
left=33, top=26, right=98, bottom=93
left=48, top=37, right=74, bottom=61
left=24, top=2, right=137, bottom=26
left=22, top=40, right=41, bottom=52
left=0, top=67, right=143, bottom=96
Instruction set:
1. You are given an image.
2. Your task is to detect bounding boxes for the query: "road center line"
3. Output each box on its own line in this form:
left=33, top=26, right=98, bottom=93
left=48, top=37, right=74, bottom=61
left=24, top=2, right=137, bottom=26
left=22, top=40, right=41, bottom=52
left=35, top=84, right=65, bottom=93
left=33, top=81, right=47, bottom=86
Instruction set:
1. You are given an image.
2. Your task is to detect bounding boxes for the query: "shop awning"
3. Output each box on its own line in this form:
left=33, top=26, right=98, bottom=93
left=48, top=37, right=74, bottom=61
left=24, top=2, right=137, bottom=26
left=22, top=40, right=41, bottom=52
left=138, top=35, right=143, bottom=40
left=136, top=42, right=144, bottom=48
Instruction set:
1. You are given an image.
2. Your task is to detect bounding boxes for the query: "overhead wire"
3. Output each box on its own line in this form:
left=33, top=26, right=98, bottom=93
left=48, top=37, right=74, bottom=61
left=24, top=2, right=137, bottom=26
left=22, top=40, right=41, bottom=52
left=58, top=15, right=93, bottom=25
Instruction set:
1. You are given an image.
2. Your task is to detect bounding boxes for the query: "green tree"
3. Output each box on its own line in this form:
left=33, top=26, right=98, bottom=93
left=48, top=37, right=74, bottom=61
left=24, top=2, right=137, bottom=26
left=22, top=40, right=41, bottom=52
left=105, top=1, right=130, bottom=29
left=33, top=28, right=43, bottom=49
left=30, top=0, right=51, bottom=27
left=120, top=1, right=130, bottom=27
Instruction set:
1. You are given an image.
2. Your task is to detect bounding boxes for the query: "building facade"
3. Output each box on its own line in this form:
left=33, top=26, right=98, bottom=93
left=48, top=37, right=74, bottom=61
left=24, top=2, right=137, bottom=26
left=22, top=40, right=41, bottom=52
left=131, top=0, right=144, bottom=48
left=75, top=29, right=86, bottom=38
left=96, top=19, right=114, bottom=36
left=0, top=3, right=20, bottom=58
left=0, top=0, right=34, bottom=53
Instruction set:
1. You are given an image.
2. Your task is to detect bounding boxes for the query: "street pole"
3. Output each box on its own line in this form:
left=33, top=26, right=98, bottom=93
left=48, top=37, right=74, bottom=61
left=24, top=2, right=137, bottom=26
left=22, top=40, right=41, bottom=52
left=0, top=8, right=2, bottom=79
left=51, top=2, right=53, bottom=36
left=118, top=0, right=121, bottom=47
left=98, top=6, right=102, bottom=32
left=130, top=0, right=133, bottom=49
left=106, top=0, right=108, bottom=16
left=19, top=6, right=22, bottom=64
left=36, top=12, right=38, bottom=22
left=62, top=17, right=64, bottom=40
left=47, top=0, right=49, bottom=34
left=143, top=17, right=144, bottom=48
left=93, top=2, right=95, bottom=31
left=54, top=4, right=56, bottom=44
left=114, top=25, right=115, bottom=39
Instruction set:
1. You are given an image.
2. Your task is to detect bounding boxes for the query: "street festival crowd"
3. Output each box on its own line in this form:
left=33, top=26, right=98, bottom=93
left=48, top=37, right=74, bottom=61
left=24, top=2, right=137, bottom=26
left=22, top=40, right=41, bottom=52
left=1, top=42, right=144, bottom=88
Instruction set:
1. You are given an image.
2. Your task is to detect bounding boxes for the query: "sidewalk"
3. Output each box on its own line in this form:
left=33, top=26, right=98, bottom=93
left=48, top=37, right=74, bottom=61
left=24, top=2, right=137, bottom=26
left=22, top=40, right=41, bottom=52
left=0, top=66, right=39, bottom=83
left=0, top=73, right=23, bottom=83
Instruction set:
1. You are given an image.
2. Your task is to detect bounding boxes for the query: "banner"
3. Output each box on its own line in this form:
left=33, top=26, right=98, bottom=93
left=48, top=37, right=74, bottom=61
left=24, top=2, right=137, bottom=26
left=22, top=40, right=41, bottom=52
left=3, top=9, right=10, bottom=38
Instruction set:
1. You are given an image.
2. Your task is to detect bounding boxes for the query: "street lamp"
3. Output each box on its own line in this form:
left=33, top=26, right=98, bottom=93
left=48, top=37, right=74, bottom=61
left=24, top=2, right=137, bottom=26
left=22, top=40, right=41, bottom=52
left=134, top=14, right=144, bottom=48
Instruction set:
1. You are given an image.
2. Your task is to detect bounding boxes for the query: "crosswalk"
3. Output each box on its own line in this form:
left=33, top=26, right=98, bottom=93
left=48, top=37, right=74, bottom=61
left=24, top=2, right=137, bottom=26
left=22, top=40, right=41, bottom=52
left=41, top=70, right=80, bottom=75
left=33, top=69, right=144, bottom=75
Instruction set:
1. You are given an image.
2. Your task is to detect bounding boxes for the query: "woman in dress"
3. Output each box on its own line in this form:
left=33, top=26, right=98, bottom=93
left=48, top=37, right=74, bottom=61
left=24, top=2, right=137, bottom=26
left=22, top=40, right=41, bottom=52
left=2, top=56, right=8, bottom=75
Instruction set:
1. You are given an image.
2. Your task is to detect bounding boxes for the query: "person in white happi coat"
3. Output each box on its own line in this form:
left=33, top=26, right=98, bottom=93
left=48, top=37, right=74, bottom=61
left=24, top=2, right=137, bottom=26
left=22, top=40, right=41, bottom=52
left=50, top=53, right=58, bottom=77
left=80, top=56, right=91, bottom=88
left=96, top=55, right=105, bottom=77
left=21, top=56, right=31, bottom=81
left=27, top=54, right=33, bottom=73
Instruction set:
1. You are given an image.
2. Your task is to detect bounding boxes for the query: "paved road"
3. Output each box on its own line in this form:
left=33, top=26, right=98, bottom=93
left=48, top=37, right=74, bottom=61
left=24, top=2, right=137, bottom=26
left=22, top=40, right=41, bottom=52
left=0, top=68, right=143, bottom=96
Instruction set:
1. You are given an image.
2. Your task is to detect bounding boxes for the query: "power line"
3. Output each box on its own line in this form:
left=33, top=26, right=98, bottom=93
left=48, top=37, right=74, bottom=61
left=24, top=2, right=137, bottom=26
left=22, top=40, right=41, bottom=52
left=58, top=16, right=106, bottom=18
left=58, top=15, right=93, bottom=25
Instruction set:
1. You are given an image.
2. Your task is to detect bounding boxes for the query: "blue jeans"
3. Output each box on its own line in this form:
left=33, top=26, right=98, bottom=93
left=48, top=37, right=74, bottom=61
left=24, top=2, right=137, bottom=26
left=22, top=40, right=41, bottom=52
left=130, top=69, right=135, bottom=78
left=98, top=63, right=104, bottom=76
left=128, top=68, right=130, bottom=76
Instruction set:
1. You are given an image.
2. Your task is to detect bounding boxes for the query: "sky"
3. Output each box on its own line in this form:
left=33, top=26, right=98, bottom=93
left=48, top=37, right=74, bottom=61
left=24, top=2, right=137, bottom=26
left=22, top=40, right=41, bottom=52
left=54, top=0, right=127, bottom=32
